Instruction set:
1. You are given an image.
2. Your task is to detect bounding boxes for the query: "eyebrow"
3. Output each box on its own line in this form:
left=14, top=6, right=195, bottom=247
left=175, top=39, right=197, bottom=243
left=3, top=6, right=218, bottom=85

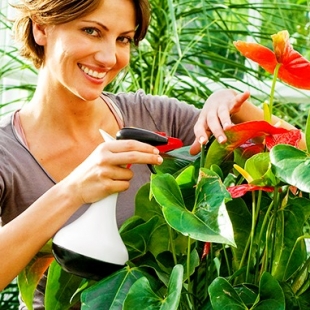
left=81, top=20, right=136, bottom=34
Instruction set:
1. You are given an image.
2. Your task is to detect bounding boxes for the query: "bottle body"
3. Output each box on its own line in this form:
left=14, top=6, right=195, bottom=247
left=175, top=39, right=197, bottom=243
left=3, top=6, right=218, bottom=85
left=52, top=194, right=128, bottom=280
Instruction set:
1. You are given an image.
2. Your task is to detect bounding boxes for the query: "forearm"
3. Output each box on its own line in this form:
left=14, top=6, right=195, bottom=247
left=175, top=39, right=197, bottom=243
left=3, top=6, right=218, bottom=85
left=0, top=181, right=81, bottom=291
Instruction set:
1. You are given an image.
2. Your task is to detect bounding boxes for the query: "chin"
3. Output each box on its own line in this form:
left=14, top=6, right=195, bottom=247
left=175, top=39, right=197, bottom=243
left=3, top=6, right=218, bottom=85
left=76, top=90, right=104, bottom=102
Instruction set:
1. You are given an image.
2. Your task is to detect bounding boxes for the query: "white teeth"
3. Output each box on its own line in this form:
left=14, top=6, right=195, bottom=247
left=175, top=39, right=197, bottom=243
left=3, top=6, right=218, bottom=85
left=80, top=65, right=106, bottom=79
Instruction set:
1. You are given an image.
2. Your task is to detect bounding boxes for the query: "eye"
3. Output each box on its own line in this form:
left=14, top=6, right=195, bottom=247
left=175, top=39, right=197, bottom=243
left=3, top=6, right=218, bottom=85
left=117, top=36, right=133, bottom=45
left=82, top=27, right=100, bottom=37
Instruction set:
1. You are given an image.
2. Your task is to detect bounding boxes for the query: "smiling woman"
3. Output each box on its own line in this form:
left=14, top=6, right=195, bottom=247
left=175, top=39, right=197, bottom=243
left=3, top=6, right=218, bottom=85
left=0, top=0, right=201, bottom=308
left=12, top=0, right=150, bottom=68
left=1, top=0, right=308, bottom=309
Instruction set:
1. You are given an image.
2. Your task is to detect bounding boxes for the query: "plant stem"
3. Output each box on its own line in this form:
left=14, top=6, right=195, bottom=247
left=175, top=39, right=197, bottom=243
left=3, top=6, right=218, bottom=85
left=265, top=63, right=281, bottom=122
left=255, top=199, right=274, bottom=283
left=200, top=143, right=206, bottom=168
left=246, top=191, right=257, bottom=282
left=284, top=235, right=310, bottom=283
left=168, top=226, right=178, bottom=265
left=268, top=188, right=280, bottom=274
left=222, top=245, right=232, bottom=276
left=186, top=236, right=195, bottom=308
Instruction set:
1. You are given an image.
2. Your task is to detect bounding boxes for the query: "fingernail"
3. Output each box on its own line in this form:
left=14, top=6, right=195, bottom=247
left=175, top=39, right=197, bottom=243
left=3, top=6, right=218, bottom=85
left=157, top=156, right=163, bottom=164
left=223, top=122, right=230, bottom=129
left=218, top=136, right=225, bottom=144
left=153, top=148, right=160, bottom=155
left=199, top=136, right=207, bottom=144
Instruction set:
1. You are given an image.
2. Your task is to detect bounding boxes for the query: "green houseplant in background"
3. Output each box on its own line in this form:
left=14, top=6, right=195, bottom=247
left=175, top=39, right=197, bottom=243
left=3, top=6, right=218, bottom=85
left=18, top=30, right=310, bottom=310
left=72, top=30, right=310, bottom=309
left=1, top=0, right=310, bottom=309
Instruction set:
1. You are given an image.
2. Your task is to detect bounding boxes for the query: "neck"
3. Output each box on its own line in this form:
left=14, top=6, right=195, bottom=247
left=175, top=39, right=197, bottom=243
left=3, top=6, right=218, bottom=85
left=20, top=72, right=111, bottom=137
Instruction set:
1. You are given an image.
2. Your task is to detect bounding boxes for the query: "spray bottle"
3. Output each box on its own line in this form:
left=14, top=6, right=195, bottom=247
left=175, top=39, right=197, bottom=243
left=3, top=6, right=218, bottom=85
left=52, top=128, right=169, bottom=280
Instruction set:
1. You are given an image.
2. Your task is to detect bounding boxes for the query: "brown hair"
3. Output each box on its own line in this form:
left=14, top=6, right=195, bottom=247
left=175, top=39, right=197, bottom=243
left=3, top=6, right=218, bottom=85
left=12, top=0, right=151, bottom=68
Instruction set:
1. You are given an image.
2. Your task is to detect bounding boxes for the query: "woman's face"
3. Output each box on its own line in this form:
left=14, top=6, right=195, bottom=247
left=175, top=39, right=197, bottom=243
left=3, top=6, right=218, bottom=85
left=36, top=0, right=136, bottom=101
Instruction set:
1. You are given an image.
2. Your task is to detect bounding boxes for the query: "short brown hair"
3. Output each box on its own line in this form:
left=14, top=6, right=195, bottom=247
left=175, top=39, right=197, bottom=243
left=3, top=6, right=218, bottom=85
left=12, top=0, right=151, bottom=68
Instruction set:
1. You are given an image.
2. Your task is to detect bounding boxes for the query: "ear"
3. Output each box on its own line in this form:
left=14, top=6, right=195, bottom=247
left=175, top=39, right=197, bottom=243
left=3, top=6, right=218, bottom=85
left=32, top=21, right=48, bottom=46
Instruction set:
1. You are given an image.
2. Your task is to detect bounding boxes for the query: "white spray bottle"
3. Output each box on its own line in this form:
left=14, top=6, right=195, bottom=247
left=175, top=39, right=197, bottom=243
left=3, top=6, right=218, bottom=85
left=52, top=129, right=128, bottom=280
left=52, top=128, right=168, bottom=280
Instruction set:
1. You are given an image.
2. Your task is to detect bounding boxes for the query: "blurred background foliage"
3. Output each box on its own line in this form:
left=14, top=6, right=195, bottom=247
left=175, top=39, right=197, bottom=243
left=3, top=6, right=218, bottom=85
left=1, top=0, right=310, bottom=308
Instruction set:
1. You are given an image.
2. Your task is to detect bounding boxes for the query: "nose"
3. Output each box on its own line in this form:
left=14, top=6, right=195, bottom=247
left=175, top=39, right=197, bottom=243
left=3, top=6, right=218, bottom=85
left=94, top=39, right=117, bottom=69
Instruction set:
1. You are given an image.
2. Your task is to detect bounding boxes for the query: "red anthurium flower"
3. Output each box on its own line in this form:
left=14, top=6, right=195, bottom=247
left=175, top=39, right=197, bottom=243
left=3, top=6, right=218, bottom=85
left=265, top=129, right=301, bottom=150
left=155, top=132, right=183, bottom=153
left=224, top=120, right=288, bottom=151
left=227, top=184, right=274, bottom=198
left=234, top=30, right=310, bottom=89
left=239, top=141, right=265, bottom=159
left=201, top=242, right=211, bottom=260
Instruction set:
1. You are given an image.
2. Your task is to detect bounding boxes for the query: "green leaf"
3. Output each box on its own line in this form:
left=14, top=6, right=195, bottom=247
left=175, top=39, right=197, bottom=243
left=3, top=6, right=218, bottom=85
left=208, top=277, right=247, bottom=309
left=45, top=261, right=83, bottom=310
left=151, top=171, right=235, bottom=245
left=135, top=183, right=164, bottom=222
left=234, top=284, right=258, bottom=307
left=271, top=197, right=310, bottom=281
left=270, top=145, right=310, bottom=192
left=81, top=266, right=154, bottom=309
left=123, top=264, right=183, bottom=310
left=155, top=146, right=198, bottom=175
left=253, top=272, right=285, bottom=310
left=245, top=152, right=278, bottom=186
left=121, top=216, right=160, bottom=260
left=134, top=184, right=188, bottom=257
left=226, top=199, right=252, bottom=272
left=205, top=139, right=231, bottom=169
left=18, top=252, right=54, bottom=310
left=305, top=110, right=310, bottom=153
left=194, top=169, right=235, bottom=245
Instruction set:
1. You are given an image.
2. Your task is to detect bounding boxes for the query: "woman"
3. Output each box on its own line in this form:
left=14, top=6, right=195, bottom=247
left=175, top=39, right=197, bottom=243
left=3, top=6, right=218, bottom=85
left=0, top=0, right=301, bottom=307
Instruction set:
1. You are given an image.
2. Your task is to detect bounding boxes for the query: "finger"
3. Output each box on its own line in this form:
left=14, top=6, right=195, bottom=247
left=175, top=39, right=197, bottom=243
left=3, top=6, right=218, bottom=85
left=193, top=115, right=212, bottom=144
left=103, top=140, right=160, bottom=155
left=189, top=139, right=201, bottom=155
left=217, top=105, right=233, bottom=131
left=231, top=91, right=251, bottom=113
left=205, top=110, right=227, bottom=144
left=97, top=143, right=163, bottom=167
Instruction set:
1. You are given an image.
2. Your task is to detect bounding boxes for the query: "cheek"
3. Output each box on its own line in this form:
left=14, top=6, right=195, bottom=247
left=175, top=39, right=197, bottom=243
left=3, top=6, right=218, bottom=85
left=117, top=48, right=131, bottom=69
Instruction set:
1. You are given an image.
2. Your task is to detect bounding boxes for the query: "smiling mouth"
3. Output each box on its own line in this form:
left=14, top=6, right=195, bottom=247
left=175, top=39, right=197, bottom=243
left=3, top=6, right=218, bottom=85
left=79, top=64, right=107, bottom=79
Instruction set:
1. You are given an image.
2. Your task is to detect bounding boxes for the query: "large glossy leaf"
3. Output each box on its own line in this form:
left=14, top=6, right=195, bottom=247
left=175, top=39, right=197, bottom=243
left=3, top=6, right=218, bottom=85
left=121, top=216, right=160, bottom=260
left=45, top=261, right=83, bottom=310
left=155, top=146, right=198, bottom=175
left=209, top=273, right=285, bottom=310
left=208, top=277, right=247, bottom=309
left=18, top=253, right=54, bottom=310
left=151, top=171, right=235, bottom=245
left=245, top=152, right=278, bottom=186
left=271, top=197, right=310, bottom=281
left=270, top=145, right=310, bottom=192
left=204, top=139, right=231, bottom=169
left=225, top=199, right=252, bottom=272
left=306, top=110, right=310, bottom=153
left=253, top=272, right=285, bottom=309
left=134, top=184, right=188, bottom=257
left=194, top=169, right=235, bottom=245
left=81, top=267, right=155, bottom=309
left=123, top=264, right=183, bottom=310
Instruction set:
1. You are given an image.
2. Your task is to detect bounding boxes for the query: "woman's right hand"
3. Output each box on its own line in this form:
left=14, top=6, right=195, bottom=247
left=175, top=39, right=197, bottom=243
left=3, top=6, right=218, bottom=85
left=63, top=139, right=163, bottom=206
left=190, top=89, right=250, bottom=155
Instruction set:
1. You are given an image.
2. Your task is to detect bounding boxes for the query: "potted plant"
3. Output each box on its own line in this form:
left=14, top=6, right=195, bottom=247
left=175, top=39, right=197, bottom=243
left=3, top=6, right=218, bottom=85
left=18, top=31, right=310, bottom=309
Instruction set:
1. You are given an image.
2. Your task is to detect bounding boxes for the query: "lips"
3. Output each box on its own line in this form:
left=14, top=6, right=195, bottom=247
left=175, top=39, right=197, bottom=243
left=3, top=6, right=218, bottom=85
left=79, top=64, right=107, bottom=79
